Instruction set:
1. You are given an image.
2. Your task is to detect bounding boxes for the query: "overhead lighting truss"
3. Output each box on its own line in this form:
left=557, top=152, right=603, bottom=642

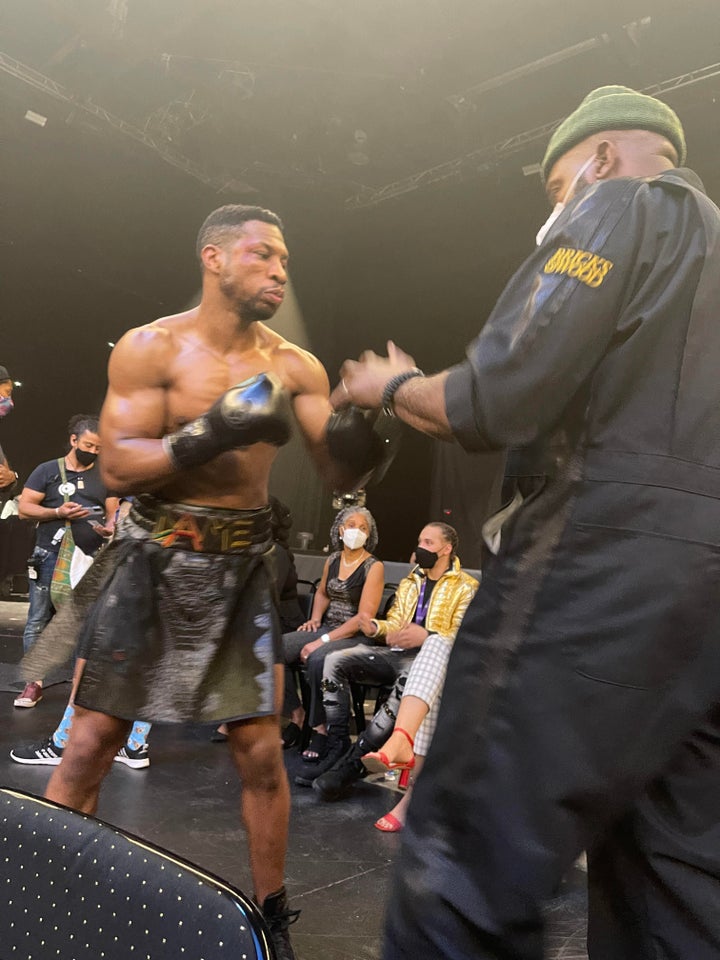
left=345, top=61, right=720, bottom=210
left=143, top=91, right=210, bottom=141
left=446, top=35, right=613, bottom=113
left=161, top=54, right=256, bottom=101
left=0, top=51, right=256, bottom=195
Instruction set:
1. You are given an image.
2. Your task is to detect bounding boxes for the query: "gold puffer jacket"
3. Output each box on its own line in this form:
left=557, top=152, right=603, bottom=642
left=373, top=556, right=479, bottom=641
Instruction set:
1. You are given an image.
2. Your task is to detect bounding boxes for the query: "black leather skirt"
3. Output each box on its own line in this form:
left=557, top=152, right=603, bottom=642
left=23, top=496, right=281, bottom=724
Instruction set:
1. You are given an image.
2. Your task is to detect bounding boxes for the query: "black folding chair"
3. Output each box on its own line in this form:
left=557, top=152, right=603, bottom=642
left=0, top=788, right=274, bottom=960
left=295, top=577, right=318, bottom=621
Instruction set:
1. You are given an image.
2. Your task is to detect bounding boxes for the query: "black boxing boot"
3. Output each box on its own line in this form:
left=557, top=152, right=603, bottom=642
left=259, top=887, right=299, bottom=960
left=163, top=372, right=291, bottom=470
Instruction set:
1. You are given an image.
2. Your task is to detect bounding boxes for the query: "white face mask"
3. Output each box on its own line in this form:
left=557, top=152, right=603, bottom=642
left=536, top=154, right=596, bottom=246
left=342, top=528, right=367, bottom=551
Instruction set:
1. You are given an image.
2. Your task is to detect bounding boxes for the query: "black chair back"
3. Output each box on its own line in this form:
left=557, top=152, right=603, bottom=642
left=0, top=788, right=273, bottom=960
left=296, top=578, right=318, bottom=620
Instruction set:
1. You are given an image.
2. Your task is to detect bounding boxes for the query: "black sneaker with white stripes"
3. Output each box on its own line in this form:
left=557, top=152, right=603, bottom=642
left=10, top=736, right=64, bottom=765
left=114, top=743, right=150, bottom=769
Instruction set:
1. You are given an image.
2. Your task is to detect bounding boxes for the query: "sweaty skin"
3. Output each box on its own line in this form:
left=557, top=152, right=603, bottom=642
left=100, top=220, right=349, bottom=504
left=45, top=218, right=354, bottom=914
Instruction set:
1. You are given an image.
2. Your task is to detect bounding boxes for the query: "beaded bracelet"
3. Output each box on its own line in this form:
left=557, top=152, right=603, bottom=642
left=381, top=368, right=425, bottom=417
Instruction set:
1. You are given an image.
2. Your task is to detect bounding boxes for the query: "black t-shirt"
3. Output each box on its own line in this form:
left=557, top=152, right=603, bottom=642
left=24, top=458, right=108, bottom=554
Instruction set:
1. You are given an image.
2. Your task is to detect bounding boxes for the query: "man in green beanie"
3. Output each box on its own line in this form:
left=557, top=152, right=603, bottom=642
left=335, top=85, right=720, bottom=959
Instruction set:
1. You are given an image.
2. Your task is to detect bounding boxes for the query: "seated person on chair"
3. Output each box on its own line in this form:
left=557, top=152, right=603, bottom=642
left=296, top=522, right=478, bottom=787
left=364, top=629, right=477, bottom=832
left=281, top=505, right=384, bottom=758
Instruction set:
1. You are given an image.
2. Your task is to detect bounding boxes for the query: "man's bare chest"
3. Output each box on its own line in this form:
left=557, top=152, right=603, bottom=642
left=164, top=350, right=288, bottom=428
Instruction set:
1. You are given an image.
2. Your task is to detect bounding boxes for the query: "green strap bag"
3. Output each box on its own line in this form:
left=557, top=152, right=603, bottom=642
left=49, top=457, right=76, bottom=609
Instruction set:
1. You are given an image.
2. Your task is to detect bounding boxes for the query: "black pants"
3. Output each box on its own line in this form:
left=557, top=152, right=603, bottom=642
left=383, top=480, right=720, bottom=960
left=586, top=708, right=720, bottom=959
left=281, top=631, right=368, bottom=727
left=321, top=643, right=415, bottom=740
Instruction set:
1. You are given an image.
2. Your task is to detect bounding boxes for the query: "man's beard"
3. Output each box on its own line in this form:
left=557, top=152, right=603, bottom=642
left=218, top=275, right=278, bottom=323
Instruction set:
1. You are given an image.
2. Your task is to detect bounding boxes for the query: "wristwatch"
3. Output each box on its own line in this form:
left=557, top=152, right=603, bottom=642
left=320, top=633, right=331, bottom=643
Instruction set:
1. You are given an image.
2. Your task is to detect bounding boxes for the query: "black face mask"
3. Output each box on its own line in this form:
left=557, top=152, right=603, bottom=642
left=414, top=547, right=439, bottom=570
left=75, top=449, right=98, bottom=467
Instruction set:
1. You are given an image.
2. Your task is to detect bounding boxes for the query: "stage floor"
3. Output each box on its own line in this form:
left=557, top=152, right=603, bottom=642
left=0, top=600, right=588, bottom=959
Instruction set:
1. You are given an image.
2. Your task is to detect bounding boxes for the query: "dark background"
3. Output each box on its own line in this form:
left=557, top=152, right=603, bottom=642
left=2, top=0, right=719, bottom=563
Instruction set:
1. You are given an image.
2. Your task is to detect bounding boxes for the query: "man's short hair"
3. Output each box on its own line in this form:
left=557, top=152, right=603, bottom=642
left=68, top=414, right=99, bottom=439
left=427, top=521, right=459, bottom=558
left=195, top=205, right=284, bottom=262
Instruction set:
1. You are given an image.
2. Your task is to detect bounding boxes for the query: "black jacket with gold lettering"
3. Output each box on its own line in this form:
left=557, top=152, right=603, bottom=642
left=445, top=168, right=720, bottom=525
left=386, top=169, right=720, bottom=960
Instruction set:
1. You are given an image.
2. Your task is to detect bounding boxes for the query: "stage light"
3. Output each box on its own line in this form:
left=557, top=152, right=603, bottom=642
left=13, top=381, right=22, bottom=387
left=24, top=110, right=47, bottom=127
left=107, top=342, right=116, bottom=348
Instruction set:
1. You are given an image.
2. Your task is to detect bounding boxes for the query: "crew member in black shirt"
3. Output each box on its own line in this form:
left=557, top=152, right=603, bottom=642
left=14, top=414, right=117, bottom=708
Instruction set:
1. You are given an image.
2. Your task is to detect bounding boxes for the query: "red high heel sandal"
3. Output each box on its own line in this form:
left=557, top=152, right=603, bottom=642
left=362, top=727, right=416, bottom=775
left=398, top=768, right=412, bottom=790
left=374, top=813, right=404, bottom=833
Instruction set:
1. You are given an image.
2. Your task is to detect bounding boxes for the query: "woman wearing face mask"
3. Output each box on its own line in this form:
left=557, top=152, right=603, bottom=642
left=281, top=506, right=384, bottom=759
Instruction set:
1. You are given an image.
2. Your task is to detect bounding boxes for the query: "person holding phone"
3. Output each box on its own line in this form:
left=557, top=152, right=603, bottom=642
left=14, top=413, right=117, bottom=708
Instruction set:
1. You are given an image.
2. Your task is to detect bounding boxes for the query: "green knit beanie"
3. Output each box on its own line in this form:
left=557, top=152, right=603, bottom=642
left=542, top=85, right=686, bottom=179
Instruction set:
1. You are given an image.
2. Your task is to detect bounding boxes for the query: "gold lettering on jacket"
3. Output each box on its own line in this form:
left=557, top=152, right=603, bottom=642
left=543, top=247, right=614, bottom=288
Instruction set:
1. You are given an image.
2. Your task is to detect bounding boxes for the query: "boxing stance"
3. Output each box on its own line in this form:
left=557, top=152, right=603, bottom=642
left=23, top=204, right=383, bottom=960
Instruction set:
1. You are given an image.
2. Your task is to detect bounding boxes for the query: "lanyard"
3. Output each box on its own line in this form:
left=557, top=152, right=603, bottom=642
left=414, top=578, right=431, bottom=624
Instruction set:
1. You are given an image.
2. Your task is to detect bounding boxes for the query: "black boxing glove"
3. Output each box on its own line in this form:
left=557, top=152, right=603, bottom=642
left=163, top=372, right=292, bottom=470
left=325, top=407, right=398, bottom=489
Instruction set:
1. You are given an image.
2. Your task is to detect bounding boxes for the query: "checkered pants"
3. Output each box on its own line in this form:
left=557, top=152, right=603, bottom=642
left=403, top=633, right=454, bottom=756
left=343, top=633, right=455, bottom=757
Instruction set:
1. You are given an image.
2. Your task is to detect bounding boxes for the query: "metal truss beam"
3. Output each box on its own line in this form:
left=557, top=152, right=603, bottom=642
left=346, top=62, right=720, bottom=211
left=642, top=62, right=720, bottom=97
left=0, top=51, right=256, bottom=195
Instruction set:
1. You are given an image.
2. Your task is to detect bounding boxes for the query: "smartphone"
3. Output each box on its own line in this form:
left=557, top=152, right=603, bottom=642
left=82, top=505, right=104, bottom=515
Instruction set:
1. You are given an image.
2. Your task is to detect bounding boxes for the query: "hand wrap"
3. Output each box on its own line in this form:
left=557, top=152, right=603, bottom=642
left=163, top=372, right=291, bottom=471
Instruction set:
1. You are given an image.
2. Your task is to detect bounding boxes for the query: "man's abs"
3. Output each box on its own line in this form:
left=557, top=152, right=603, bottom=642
left=155, top=444, right=278, bottom=509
